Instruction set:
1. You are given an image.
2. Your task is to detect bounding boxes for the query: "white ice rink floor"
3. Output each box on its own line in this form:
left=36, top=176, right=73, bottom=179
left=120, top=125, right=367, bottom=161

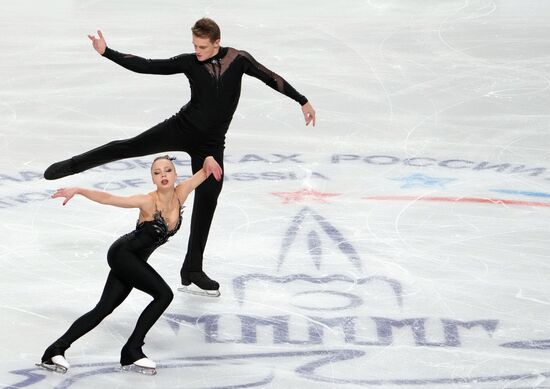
left=2, top=0, right=550, bottom=388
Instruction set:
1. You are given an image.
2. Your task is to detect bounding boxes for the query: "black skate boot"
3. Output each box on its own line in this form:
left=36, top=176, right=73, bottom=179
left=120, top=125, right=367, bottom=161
left=44, top=158, right=76, bottom=180
left=178, top=271, right=220, bottom=297
left=120, top=344, right=156, bottom=375
left=36, top=340, right=70, bottom=373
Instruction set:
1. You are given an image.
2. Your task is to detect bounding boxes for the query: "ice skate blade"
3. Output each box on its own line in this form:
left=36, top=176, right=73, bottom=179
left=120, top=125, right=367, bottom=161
left=178, top=285, right=220, bottom=297
left=35, top=362, right=68, bottom=374
left=121, top=364, right=157, bottom=375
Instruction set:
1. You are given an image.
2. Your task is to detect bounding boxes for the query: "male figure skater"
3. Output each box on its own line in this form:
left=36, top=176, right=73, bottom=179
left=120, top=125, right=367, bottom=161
left=44, top=18, right=316, bottom=295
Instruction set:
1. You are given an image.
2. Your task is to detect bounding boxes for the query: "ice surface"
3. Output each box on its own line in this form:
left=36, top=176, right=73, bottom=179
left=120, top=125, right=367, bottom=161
left=1, top=1, right=550, bottom=388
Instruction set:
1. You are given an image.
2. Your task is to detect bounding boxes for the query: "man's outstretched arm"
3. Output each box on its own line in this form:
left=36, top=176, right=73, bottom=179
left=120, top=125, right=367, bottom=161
left=240, top=50, right=316, bottom=126
left=88, top=30, right=188, bottom=75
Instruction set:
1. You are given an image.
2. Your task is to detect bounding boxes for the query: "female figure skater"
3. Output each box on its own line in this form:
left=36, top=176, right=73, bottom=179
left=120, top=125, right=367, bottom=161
left=38, top=155, right=222, bottom=375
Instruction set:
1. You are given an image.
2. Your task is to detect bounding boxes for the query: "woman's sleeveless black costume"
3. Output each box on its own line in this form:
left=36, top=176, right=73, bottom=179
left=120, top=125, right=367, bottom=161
left=42, top=199, right=183, bottom=365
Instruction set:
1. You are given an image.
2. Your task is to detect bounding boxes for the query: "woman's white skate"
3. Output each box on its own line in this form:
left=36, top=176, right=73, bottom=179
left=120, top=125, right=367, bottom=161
left=121, top=357, right=157, bottom=375
left=36, top=355, right=70, bottom=374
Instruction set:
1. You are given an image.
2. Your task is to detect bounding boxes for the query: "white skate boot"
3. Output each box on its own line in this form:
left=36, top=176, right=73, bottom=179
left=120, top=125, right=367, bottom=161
left=121, top=357, right=157, bottom=375
left=36, top=355, right=70, bottom=374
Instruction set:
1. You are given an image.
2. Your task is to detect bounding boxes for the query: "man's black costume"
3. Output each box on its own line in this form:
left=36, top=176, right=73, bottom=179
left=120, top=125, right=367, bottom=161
left=45, top=46, right=309, bottom=290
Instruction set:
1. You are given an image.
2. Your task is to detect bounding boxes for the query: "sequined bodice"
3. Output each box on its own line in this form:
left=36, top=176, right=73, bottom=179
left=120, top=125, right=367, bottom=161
left=135, top=197, right=184, bottom=246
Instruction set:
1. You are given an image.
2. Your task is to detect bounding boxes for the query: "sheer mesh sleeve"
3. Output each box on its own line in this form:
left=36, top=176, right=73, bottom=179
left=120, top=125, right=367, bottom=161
left=239, top=50, right=308, bottom=106
left=102, top=47, right=190, bottom=75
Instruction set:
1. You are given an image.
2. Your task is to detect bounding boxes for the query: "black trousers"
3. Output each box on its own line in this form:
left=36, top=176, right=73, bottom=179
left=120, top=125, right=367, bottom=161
left=71, top=116, right=224, bottom=274
left=43, top=235, right=174, bottom=365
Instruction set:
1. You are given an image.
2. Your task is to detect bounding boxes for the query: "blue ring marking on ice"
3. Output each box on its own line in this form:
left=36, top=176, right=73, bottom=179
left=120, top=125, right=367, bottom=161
left=290, top=290, right=363, bottom=311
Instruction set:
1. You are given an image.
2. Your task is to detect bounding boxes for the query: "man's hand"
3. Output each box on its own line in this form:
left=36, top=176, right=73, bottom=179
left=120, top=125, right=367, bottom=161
left=203, top=157, right=223, bottom=181
left=301, top=102, right=316, bottom=126
left=88, top=30, right=107, bottom=55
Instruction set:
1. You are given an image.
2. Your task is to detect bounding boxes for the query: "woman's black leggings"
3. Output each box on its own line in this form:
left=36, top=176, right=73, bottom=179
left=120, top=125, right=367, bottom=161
left=42, top=239, right=174, bottom=365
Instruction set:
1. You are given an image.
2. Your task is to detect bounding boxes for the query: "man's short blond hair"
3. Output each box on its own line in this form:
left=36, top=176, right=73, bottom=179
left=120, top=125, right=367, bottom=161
left=192, top=18, right=221, bottom=42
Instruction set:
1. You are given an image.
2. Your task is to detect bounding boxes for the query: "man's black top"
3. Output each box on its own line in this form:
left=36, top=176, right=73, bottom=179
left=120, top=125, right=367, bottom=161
left=102, top=46, right=308, bottom=145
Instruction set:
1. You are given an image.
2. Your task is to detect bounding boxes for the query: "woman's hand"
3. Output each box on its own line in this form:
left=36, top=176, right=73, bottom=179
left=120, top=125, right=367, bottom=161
left=203, top=157, right=223, bottom=181
left=52, top=188, right=79, bottom=206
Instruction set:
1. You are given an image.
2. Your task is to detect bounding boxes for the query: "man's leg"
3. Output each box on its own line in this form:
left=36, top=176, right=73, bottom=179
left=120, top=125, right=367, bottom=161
left=44, top=116, right=187, bottom=180
left=180, top=150, right=224, bottom=293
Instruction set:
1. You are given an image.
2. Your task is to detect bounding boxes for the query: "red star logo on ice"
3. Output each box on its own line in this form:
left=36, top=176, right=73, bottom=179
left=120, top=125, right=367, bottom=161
left=271, top=189, right=340, bottom=204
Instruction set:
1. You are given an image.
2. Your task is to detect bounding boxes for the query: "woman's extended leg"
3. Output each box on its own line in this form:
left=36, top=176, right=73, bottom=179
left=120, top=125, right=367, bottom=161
left=41, top=271, right=132, bottom=365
